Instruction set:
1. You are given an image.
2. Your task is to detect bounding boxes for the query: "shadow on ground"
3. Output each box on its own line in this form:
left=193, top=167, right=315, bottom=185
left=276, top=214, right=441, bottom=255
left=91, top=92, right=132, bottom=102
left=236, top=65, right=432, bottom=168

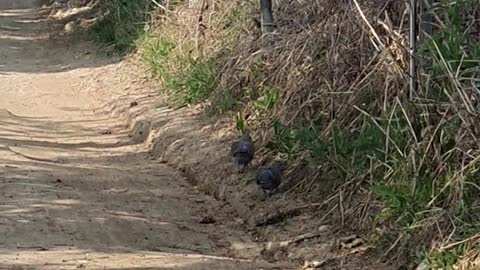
left=0, top=259, right=272, bottom=270
left=0, top=3, right=119, bottom=74
left=0, top=100, right=282, bottom=269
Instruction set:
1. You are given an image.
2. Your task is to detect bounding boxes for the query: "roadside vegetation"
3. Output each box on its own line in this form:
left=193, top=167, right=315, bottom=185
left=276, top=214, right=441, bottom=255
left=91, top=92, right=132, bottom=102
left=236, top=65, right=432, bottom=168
left=91, top=0, right=480, bottom=268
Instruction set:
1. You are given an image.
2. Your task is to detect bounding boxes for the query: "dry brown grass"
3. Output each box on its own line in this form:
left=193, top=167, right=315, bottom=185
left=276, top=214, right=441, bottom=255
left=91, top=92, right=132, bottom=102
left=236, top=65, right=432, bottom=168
left=137, top=0, right=480, bottom=267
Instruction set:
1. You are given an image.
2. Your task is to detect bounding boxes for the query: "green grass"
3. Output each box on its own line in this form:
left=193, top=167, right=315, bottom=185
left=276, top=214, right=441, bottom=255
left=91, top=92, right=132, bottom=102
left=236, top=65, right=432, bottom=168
left=412, top=2, right=480, bottom=264
left=253, top=86, right=279, bottom=115
left=428, top=246, right=466, bottom=269
left=138, top=34, right=176, bottom=78
left=138, top=32, right=219, bottom=106
left=165, top=57, right=219, bottom=105
left=92, top=0, right=154, bottom=53
left=267, top=118, right=387, bottom=168
left=418, top=0, right=480, bottom=101
left=266, top=103, right=479, bottom=263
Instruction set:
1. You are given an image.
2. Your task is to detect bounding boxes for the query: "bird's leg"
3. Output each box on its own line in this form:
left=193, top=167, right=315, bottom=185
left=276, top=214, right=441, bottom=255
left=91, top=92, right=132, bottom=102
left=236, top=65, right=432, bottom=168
left=242, top=163, right=251, bottom=174
left=233, top=158, right=242, bottom=173
left=260, top=189, right=268, bottom=201
left=232, top=157, right=239, bottom=172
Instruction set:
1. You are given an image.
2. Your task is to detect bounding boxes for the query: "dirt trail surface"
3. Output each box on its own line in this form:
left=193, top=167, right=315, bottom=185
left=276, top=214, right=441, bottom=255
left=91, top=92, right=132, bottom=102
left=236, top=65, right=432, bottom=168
left=0, top=2, right=290, bottom=269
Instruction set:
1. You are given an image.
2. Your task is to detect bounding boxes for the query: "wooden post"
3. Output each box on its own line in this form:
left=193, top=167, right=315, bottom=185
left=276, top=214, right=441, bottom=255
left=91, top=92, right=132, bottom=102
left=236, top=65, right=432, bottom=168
left=260, top=0, right=274, bottom=33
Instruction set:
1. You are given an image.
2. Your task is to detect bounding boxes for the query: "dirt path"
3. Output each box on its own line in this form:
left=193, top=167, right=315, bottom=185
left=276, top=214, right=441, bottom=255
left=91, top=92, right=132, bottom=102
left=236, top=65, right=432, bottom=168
left=0, top=3, right=288, bottom=269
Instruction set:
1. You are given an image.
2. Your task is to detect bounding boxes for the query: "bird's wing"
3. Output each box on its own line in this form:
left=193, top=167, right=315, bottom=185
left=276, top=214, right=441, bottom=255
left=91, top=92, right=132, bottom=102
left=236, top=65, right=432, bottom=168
left=231, top=141, right=240, bottom=154
left=256, top=169, right=274, bottom=187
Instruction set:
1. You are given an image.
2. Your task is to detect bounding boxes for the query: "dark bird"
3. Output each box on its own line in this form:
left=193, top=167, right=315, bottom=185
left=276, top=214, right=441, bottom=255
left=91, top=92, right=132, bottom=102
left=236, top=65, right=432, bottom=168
left=256, top=161, right=285, bottom=197
left=230, top=134, right=255, bottom=173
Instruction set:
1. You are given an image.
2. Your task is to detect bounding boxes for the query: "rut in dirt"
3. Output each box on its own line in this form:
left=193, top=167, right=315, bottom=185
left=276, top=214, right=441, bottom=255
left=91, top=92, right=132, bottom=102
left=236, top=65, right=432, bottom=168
left=0, top=2, right=285, bottom=269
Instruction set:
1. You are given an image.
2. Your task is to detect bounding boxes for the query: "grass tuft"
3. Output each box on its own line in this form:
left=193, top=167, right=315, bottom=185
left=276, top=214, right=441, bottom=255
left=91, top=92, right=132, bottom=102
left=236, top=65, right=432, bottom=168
left=92, top=0, right=154, bottom=53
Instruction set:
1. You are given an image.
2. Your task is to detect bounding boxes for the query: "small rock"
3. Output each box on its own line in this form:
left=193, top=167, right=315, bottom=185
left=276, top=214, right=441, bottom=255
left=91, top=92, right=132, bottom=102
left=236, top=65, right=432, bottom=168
left=234, top=218, right=245, bottom=225
left=130, top=101, right=138, bottom=107
left=64, top=21, right=76, bottom=34
left=264, top=240, right=289, bottom=252
left=303, top=260, right=327, bottom=269
left=198, top=215, right=216, bottom=224
left=318, top=225, right=331, bottom=232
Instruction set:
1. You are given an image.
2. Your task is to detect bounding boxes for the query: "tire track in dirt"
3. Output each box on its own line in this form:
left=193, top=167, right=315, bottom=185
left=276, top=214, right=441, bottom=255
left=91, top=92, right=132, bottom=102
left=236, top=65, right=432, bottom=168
left=0, top=2, right=291, bottom=269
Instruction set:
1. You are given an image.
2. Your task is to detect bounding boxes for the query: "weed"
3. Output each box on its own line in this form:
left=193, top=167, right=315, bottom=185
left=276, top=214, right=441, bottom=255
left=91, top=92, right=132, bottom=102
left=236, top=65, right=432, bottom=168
left=426, top=245, right=467, bottom=269
left=372, top=180, right=432, bottom=224
left=253, top=86, right=279, bottom=115
left=166, top=57, right=219, bottom=105
left=418, top=0, right=480, bottom=100
left=267, top=119, right=387, bottom=195
left=267, top=122, right=325, bottom=160
left=137, top=32, right=218, bottom=106
left=138, top=34, right=176, bottom=78
left=92, top=0, right=154, bottom=53
left=235, top=112, right=247, bottom=134
left=267, top=104, right=476, bottom=261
